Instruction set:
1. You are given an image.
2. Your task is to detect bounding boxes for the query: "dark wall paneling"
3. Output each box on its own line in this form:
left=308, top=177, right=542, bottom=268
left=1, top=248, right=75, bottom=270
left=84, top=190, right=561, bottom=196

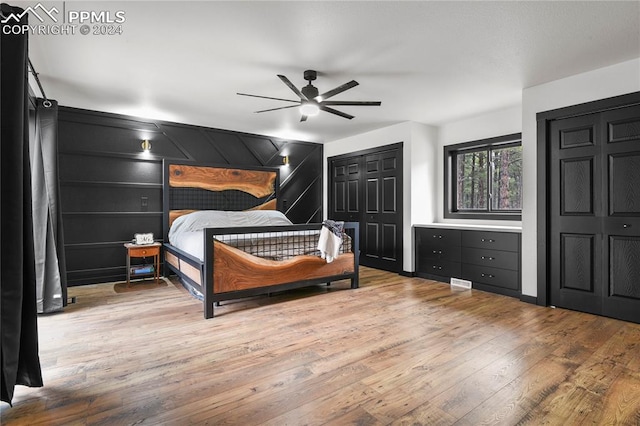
left=280, top=143, right=323, bottom=223
left=61, top=183, right=163, bottom=213
left=58, top=106, right=322, bottom=286
left=60, top=154, right=164, bottom=183
left=64, top=213, right=163, bottom=244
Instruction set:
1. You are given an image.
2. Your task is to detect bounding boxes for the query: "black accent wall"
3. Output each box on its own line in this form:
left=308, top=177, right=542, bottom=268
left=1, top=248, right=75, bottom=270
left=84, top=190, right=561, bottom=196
left=58, top=107, right=323, bottom=286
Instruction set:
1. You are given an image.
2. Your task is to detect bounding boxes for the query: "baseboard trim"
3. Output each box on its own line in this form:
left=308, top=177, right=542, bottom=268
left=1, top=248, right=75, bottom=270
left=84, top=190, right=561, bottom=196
left=520, top=294, right=538, bottom=305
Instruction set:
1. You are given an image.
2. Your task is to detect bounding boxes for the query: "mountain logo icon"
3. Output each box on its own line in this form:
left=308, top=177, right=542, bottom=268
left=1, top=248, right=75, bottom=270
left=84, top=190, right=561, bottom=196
left=1, top=3, right=59, bottom=24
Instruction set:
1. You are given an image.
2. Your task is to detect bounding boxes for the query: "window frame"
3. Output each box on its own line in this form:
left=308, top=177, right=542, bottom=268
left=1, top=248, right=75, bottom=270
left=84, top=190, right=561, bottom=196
left=444, top=133, right=522, bottom=221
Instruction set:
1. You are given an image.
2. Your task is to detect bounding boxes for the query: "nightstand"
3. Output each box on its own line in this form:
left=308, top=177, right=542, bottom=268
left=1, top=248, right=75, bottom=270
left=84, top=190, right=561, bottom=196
left=124, top=242, right=161, bottom=286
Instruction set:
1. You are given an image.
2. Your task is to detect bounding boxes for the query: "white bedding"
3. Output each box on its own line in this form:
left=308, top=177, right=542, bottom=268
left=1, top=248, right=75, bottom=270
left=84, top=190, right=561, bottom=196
left=168, top=210, right=294, bottom=261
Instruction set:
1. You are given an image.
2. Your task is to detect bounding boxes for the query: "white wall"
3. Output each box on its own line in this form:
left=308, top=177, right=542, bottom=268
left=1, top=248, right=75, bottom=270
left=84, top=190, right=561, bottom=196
left=324, top=121, right=438, bottom=272
left=520, top=57, right=640, bottom=298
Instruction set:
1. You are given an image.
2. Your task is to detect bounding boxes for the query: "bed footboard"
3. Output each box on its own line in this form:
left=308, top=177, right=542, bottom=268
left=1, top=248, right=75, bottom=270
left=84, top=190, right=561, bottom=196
left=201, top=222, right=359, bottom=319
left=213, top=243, right=354, bottom=292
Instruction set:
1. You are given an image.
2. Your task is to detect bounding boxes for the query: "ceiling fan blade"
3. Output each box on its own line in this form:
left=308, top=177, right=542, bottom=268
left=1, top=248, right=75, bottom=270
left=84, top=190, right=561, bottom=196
left=300, top=115, right=308, bottom=122
left=316, top=80, right=358, bottom=101
left=237, top=93, right=299, bottom=103
left=320, top=105, right=354, bottom=120
left=255, top=105, right=300, bottom=113
left=277, top=75, right=308, bottom=101
left=322, top=101, right=381, bottom=106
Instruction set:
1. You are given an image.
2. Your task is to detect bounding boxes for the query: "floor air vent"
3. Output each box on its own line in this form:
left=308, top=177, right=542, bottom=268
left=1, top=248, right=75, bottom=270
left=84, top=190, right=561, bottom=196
left=450, top=278, right=472, bottom=289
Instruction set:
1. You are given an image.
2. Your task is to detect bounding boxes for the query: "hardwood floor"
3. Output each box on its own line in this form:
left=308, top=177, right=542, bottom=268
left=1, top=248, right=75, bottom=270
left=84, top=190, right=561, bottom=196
left=2, top=267, right=640, bottom=425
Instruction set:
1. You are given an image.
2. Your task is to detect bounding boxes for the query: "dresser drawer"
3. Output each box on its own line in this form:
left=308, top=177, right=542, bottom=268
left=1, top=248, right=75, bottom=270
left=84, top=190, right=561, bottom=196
left=461, top=264, right=519, bottom=290
left=417, top=228, right=461, bottom=248
left=462, top=231, right=519, bottom=252
left=418, top=259, right=461, bottom=278
left=419, top=244, right=461, bottom=262
left=461, top=247, right=519, bottom=271
left=129, top=246, right=160, bottom=258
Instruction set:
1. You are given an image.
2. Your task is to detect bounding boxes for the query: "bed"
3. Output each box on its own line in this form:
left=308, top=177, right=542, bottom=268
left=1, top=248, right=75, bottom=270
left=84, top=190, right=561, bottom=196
left=162, top=160, right=359, bottom=318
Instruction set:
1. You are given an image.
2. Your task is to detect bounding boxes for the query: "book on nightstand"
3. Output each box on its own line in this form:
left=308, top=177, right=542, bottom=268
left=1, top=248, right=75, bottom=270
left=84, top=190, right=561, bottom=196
left=130, top=265, right=154, bottom=275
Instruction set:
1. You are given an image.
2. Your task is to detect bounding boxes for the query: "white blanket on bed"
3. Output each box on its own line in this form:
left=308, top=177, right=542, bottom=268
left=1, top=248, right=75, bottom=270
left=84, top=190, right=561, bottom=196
left=168, top=210, right=293, bottom=261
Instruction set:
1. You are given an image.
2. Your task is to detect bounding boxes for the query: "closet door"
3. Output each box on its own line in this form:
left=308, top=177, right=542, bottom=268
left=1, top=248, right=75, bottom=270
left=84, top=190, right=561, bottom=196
left=600, top=105, right=640, bottom=323
left=329, top=156, right=362, bottom=223
left=549, top=103, right=640, bottom=323
left=549, top=114, right=603, bottom=315
left=328, top=144, right=403, bottom=273
left=362, top=149, right=403, bottom=272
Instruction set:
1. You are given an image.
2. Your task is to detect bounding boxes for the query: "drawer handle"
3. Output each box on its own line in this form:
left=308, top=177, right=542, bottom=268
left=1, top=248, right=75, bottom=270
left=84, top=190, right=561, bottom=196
left=432, top=266, right=442, bottom=270
left=623, top=224, right=631, bottom=228
left=481, top=256, right=494, bottom=261
left=432, top=250, right=442, bottom=254
left=433, top=235, right=443, bottom=239
left=481, top=273, right=495, bottom=278
left=481, top=238, right=495, bottom=243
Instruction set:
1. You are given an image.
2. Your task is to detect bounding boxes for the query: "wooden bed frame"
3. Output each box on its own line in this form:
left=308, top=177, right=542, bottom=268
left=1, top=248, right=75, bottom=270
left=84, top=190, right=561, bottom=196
left=162, top=160, right=359, bottom=318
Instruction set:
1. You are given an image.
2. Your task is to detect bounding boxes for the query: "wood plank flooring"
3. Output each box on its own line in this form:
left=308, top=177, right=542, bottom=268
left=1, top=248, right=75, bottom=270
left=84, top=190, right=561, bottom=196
left=2, top=267, right=640, bottom=425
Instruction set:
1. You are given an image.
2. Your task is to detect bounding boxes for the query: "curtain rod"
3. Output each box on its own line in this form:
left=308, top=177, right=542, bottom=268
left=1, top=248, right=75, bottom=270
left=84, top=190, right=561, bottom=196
left=28, top=59, right=52, bottom=107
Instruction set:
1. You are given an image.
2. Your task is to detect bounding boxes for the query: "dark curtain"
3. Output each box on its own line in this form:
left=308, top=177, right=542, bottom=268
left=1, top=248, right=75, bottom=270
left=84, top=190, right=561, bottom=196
left=1, top=3, right=44, bottom=405
left=30, top=99, right=67, bottom=313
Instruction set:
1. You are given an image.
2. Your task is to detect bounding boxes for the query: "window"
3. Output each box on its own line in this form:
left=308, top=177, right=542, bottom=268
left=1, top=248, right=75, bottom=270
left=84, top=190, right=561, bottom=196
left=444, top=133, right=522, bottom=220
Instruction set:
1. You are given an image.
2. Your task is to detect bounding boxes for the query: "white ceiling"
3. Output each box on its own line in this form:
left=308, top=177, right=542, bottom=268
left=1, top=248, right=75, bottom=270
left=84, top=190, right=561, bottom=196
left=23, top=1, right=640, bottom=143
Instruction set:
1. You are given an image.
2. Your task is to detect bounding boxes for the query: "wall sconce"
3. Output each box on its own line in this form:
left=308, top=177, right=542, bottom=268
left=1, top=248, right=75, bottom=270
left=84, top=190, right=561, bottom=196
left=141, top=139, right=152, bottom=152
left=282, top=155, right=290, bottom=166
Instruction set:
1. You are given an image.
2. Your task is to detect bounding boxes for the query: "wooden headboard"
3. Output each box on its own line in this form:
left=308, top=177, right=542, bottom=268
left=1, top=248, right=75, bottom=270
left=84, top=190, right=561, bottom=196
left=162, top=160, right=280, bottom=240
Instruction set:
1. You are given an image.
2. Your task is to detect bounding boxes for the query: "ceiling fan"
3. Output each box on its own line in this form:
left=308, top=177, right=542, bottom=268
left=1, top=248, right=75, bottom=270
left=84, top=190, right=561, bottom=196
left=237, top=70, right=381, bottom=121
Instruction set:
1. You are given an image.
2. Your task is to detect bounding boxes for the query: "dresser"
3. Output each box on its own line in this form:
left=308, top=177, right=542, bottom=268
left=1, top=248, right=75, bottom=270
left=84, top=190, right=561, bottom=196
left=415, top=226, right=521, bottom=298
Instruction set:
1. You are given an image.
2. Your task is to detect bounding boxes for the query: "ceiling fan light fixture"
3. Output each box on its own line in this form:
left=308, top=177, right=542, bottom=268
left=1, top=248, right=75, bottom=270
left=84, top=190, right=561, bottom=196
left=238, top=70, right=380, bottom=120
left=300, top=102, right=319, bottom=116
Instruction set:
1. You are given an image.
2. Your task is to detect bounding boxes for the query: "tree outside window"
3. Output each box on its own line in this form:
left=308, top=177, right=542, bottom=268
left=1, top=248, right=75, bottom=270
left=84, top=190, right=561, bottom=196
left=445, top=134, right=522, bottom=220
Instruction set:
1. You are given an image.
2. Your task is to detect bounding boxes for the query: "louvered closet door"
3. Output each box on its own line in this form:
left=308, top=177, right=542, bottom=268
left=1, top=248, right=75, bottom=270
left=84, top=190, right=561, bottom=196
left=549, top=104, right=640, bottom=323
